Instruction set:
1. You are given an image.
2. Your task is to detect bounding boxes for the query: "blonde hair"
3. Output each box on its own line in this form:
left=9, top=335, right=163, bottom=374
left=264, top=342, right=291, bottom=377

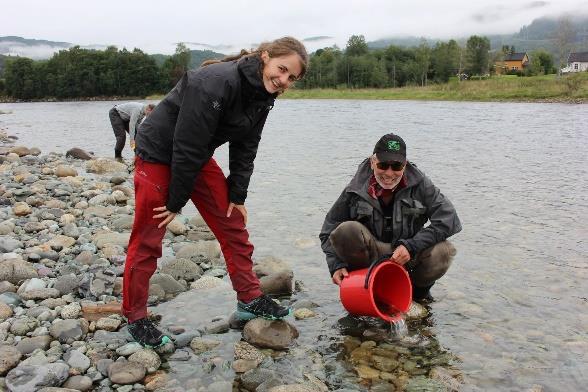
left=201, top=36, right=309, bottom=79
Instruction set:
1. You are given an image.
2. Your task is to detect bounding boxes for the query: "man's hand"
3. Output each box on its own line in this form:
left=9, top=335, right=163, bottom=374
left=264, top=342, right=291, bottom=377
left=391, top=245, right=411, bottom=265
left=227, top=202, right=248, bottom=225
left=332, top=268, right=349, bottom=285
left=153, top=206, right=177, bottom=229
left=130, top=140, right=136, bottom=150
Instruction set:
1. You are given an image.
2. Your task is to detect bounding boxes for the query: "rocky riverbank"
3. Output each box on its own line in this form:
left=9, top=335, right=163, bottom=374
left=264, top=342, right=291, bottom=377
left=0, top=129, right=464, bottom=391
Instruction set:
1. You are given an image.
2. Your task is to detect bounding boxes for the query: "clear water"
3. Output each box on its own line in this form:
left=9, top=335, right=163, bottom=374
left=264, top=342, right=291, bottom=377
left=390, top=317, right=409, bottom=341
left=1, top=99, right=586, bottom=391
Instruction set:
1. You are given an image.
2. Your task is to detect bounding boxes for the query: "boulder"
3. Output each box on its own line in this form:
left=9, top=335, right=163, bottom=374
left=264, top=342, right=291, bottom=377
left=243, top=319, right=299, bottom=350
left=66, top=147, right=93, bottom=160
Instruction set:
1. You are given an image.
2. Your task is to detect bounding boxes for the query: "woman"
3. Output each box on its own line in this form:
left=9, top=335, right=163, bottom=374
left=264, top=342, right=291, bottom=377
left=122, top=37, right=308, bottom=347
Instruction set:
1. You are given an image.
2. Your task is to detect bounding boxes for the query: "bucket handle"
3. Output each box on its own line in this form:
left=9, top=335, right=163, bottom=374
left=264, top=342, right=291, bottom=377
left=363, top=254, right=393, bottom=289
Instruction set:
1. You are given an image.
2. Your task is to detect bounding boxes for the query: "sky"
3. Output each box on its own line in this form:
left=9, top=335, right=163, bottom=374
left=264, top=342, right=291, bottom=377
left=2, top=0, right=587, bottom=55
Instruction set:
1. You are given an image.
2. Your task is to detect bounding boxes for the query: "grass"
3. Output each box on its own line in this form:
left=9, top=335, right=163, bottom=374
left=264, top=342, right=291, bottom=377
left=281, top=73, right=588, bottom=103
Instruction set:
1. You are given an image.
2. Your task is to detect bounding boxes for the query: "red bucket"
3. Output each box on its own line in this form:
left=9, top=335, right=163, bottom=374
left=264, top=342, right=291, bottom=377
left=339, top=260, right=412, bottom=322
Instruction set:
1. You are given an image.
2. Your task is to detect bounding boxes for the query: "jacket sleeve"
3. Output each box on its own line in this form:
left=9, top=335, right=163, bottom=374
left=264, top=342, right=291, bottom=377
left=398, top=176, right=462, bottom=255
left=226, top=112, right=267, bottom=204
left=128, top=107, right=142, bottom=142
left=319, top=190, right=352, bottom=276
left=166, top=74, right=224, bottom=213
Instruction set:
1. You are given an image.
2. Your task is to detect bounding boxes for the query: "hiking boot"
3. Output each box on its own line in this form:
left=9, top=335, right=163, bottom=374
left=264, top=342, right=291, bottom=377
left=114, top=156, right=125, bottom=163
left=413, top=284, right=435, bottom=304
left=127, top=318, right=171, bottom=348
left=236, top=294, right=291, bottom=321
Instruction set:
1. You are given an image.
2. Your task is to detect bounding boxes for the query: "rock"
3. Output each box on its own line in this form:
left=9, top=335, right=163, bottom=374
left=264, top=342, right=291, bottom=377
left=190, top=276, right=227, bottom=290
left=355, top=364, right=380, bottom=379
left=144, top=370, right=168, bottom=391
left=110, top=215, right=133, bottom=231
left=232, top=359, right=260, bottom=373
left=10, top=317, right=39, bottom=336
left=60, top=302, right=82, bottom=319
left=149, top=273, right=184, bottom=295
left=88, top=193, right=116, bottom=206
left=166, top=218, right=187, bottom=235
left=406, top=302, right=429, bottom=320
left=0, top=259, right=38, bottom=284
left=0, top=302, right=13, bottom=320
left=9, top=146, right=31, bottom=157
left=175, top=241, right=221, bottom=260
left=116, top=342, right=142, bottom=357
left=234, top=340, right=265, bottom=364
left=405, top=375, right=448, bottom=392
left=108, top=360, right=146, bottom=384
left=55, top=165, right=78, bottom=177
left=50, top=319, right=88, bottom=343
left=0, top=292, right=22, bottom=306
left=64, top=350, right=91, bottom=372
left=59, top=214, right=76, bottom=225
left=0, top=345, right=22, bottom=375
left=268, top=385, right=317, bottom=392
left=293, top=308, right=316, bottom=320
left=253, top=256, right=292, bottom=277
left=160, top=258, right=202, bottom=281
left=54, top=274, right=80, bottom=296
left=429, top=367, right=462, bottom=391
left=0, top=236, right=23, bottom=252
left=260, top=270, right=294, bottom=296
left=243, top=319, right=299, bottom=350
left=93, top=232, right=130, bottom=249
left=95, top=317, right=121, bottom=332
left=16, top=335, right=53, bottom=355
left=241, top=368, right=282, bottom=391
left=204, top=318, right=229, bottom=334
left=189, top=337, right=221, bottom=354
left=12, top=202, right=32, bottom=216
left=128, top=349, right=161, bottom=372
left=86, top=158, right=127, bottom=174
left=66, top=148, right=93, bottom=160
left=5, top=363, right=70, bottom=392
left=44, top=234, right=76, bottom=250
left=0, top=281, right=16, bottom=294
left=20, top=288, right=61, bottom=301
left=62, top=375, right=93, bottom=391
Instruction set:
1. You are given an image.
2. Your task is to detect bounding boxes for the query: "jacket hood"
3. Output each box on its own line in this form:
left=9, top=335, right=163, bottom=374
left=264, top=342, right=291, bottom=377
left=346, top=158, right=425, bottom=197
left=237, top=55, right=277, bottom=102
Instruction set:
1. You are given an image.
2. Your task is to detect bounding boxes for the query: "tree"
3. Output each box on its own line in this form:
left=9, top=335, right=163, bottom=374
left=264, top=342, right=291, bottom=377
left=345, top=35, right=369, bottom=57
left=161, top=42, right=191, bottom=89
left=529, top=49, right=554, bottom=74
left=555, top=16, right=575, bottom=75
left=431, top=40, right=460, bottom=82
left=465, top=35, right=490, bottom=75
left=414, top=39, right=431, bottom=86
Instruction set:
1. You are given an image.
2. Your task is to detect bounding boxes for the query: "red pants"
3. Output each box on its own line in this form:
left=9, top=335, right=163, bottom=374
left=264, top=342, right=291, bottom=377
left=122, top=157, right=262, bottom=322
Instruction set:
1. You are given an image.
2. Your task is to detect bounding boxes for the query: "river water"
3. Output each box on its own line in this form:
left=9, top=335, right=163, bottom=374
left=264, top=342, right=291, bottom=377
left=1, top=99, right=587, bottom=391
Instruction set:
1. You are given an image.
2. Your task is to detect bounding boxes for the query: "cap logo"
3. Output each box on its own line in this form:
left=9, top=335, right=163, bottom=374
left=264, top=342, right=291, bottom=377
left=387, top=141, right=400, bottom=151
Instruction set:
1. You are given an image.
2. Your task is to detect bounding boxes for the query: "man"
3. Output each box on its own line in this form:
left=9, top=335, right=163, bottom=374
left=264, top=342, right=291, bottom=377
left=109, top=102, right=155, bottom=160
left=320, top=133, right=462, bottom=301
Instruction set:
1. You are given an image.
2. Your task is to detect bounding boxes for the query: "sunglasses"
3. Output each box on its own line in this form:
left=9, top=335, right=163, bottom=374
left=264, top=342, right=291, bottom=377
left=376, top=161, right=405, bottom=171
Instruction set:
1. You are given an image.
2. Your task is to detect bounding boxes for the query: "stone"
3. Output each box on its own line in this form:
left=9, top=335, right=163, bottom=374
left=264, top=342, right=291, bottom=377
left=293, top=308, right=316, bottom=320
left=9, top=146, right=31, bottom=157
left=406, top=302, right=429, bottom=320
left=160, top=258, right=202, bottom=281
left=128, top=349, right=161, bottom=372
left=62, top=375, right=93, bottom=391
left=93, top=232, right=130, bottom=249
left=144, top=371, right=169, bottom=391
left=253, top=256, right=292, bottom=277
left=54, top=274, right=80, bottom=296
left=50, top=319, right=88, bottom=343
left=190, top=276, right=227, bottom=290
left=189, top=337, right=221, bottom=354
left=260, top=270, right=294, bottom=296
left=20, top=288, right=61, bottom=301
left=95, top=317, right=121, bottom=332
left=16, top=335, right=53, bottom=355
left=175, top=241, right=221, bottom=260
left=405, top=376, right=448, bottom=392
left=64, top=350, right=91, bottom=372
left=0, top=345, right=22, bottom=375
left=0, top=259, right=38, bottom=284
left=60, top=302, right=82, bottom=319
left=66, top=148, right=93, bottom=160
left=5, top=363, right=70, bottom=392
left=166, top=218, right=187, bottom=235
left=110, top=215, right=133, bottom=231
left=149, top=273, right=184, bottom=295
left=12, top=202, right=32, bottom=216
left=86, top=159, right=127, bottom=174
left=0, top=236, right=23, bottom=253
left=107, top=360, right=146, bottom=384
left=10, top=318, right=39, bottom=336
left=243, top=319, right=299, bottom=350
left=268, top=385, right=317, bottom=392
left=0, top=302, right=13, bottom=320
left=43, top=234, right=76, bottom=250
left=55, top=165, right=78, bottom=177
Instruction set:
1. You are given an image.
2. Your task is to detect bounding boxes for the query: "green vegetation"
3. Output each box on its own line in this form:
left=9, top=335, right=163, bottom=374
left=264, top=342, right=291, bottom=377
left=285, top=73, right=588, bottom=102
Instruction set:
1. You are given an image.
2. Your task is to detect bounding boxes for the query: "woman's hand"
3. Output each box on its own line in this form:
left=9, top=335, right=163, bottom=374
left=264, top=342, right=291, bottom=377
left=153, top=206, right=177, bottom=229
left=332, top=268, right=349, bottom=285
left=226, top=202, right=248, bottom=225
left=392, top=245, right=411, bottom=265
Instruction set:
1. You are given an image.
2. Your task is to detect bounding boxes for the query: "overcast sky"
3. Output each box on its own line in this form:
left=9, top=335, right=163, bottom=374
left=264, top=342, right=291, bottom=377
left=2, top=0, right=587, bottom=54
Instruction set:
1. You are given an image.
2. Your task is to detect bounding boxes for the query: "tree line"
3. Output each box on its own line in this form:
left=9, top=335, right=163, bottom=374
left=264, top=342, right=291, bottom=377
left=0, top=35, right=558, bottom=99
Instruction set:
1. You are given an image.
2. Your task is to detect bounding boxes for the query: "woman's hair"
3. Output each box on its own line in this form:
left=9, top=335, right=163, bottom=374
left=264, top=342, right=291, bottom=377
left=201, top=36, right=309, bottom=79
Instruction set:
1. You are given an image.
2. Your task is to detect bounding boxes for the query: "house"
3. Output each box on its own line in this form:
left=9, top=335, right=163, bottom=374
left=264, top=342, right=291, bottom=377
left=494, top=52, right=529, bottom=74
left=561, top=52, right=588, bottom=73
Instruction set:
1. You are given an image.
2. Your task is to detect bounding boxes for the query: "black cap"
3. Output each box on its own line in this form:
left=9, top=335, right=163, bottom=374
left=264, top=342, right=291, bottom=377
left=373, top=133, right=406, bottom=162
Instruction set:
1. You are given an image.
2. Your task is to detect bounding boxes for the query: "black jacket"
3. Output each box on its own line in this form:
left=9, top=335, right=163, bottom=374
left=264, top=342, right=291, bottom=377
left=135, top=55, right=276, bottom=213
left=320, top=159, right=462, bottom=275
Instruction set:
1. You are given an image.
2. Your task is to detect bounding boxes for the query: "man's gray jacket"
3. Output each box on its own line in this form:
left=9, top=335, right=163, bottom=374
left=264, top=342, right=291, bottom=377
left=320, top=158, right=462, bottom=276
left=114, top=102, right=147, bottom=143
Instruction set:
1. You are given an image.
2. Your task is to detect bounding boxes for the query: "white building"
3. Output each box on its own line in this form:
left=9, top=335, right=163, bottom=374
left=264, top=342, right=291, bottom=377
left=561, top=52, right=588, bottom=73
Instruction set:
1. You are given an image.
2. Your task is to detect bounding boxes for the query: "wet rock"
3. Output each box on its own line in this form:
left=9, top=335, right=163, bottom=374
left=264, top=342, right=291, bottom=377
left=108, top=360, right=146, bottom=384
left=62, top=375, right=93, bottom=391
left=9, top=146, right=31, bottom=157
left=405, top=375, right=447, bottom=392
left=66, top=148, right=93, bottom=160
left=144, top=370, right=168, bottom=391
left=16, top=335, right=53, bottom=355
left=204, top=318, right=229, bottom=334
left=0, top=236, right=23, bottom=252
left=128, top=349, right=161, bottom=372
left=260, top=270, right=294, bottom=296
left=86, top=159, right=127, bottom=174
left=0, top=345, right=22, bottom=375
left=429, top=367, right=462, bottom=391
left=160, top=258, right=202, bottom=281
left=406, top=302, right=429, bottom=320
left=55, top=165, right=77, bottom=177
left=243, top=319, right=299, bottom=350
left=50, top=319, right=88, bottom=343
left=268, top=385, right=317, bottom=392
left=241, top=368, right=282, bottom=391
left=293, top=308, right=316, bottom=320
left=5, top=363, right=70, bottom=392
left=253, top=256, right=292, bottom=277
left=189, top=337, right=221, bottom=354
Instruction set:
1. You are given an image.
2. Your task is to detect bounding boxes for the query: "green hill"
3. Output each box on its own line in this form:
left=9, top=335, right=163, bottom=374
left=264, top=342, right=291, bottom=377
left=151, top=49, right=225, bottom=69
